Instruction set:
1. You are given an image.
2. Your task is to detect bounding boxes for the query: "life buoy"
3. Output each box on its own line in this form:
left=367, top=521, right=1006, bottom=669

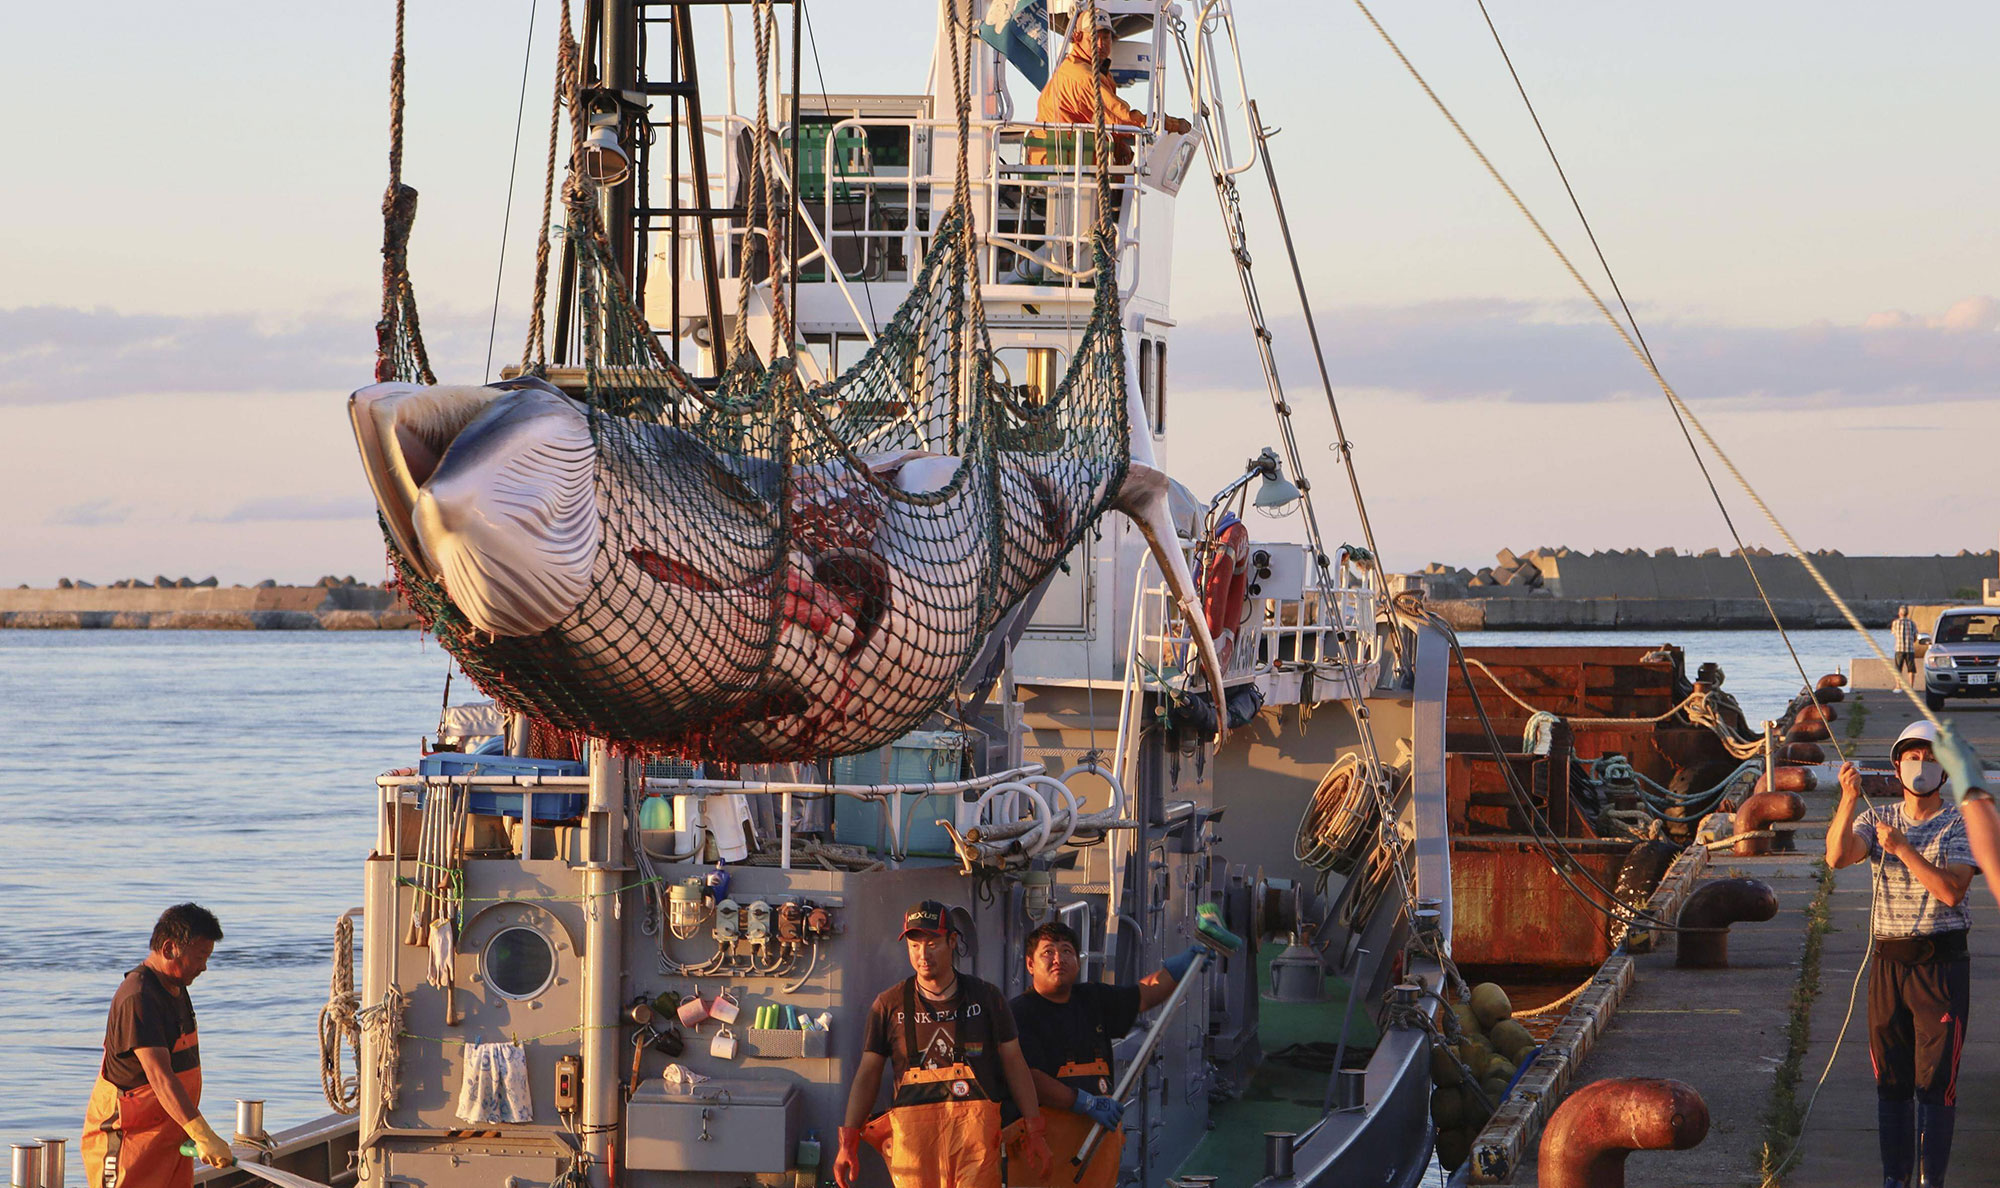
left=1200, top=518, right=1252, bottom=672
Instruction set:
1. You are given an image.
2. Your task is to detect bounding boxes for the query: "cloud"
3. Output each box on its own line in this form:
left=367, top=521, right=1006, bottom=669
left=47, top=498, right=132, bottom=527
left=1168, top=296, right=2000, bottom=407
left=199, top=495, right=377, bottom=523
left=0, top=305, right=486, bottom=405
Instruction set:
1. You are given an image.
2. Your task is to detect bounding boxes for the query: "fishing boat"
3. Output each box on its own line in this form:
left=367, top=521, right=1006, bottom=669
left=183, top=1, right=1471, bottom=1185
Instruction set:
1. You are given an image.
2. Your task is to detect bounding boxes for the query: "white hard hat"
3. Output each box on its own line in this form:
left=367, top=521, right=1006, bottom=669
left=1892, top=719, right=1940, bottom=760
left=1081, top=7, right=1113, bottom=33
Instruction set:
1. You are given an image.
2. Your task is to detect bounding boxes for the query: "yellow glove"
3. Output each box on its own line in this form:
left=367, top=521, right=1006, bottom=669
left=184, top=1115, right=236, bottom=1168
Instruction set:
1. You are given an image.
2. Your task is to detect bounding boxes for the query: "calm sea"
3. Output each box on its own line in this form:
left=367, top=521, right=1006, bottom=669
left=0, top=626, right=1891, bottom=1137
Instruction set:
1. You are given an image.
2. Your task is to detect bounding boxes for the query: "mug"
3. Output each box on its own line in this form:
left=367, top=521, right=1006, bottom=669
left=709, top=990, right=741, bottom=1024
left=710, top=1026, right=738, bottom=1060
left=677, top=995, right=710, bottom=1028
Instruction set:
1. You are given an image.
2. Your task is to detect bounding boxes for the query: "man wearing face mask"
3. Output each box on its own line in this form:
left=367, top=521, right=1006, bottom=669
left=1828, top=720, right=1977, bottom=1188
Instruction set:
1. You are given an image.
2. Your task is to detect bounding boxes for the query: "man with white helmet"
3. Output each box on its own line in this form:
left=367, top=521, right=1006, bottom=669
left=1828, top=719, right=1977, bottom=1188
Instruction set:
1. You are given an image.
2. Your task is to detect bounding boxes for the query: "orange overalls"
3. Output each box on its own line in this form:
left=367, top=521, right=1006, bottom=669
left=81, top=1029, right=201, bottom=1188
left=862, top=978, right=1005, bottom=1188
left=1004, top=1059, right=1123, bottom=1188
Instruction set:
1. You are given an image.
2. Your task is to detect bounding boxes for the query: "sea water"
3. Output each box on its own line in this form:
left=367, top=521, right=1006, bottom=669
left=0, top=627, right=1893, bottom=1135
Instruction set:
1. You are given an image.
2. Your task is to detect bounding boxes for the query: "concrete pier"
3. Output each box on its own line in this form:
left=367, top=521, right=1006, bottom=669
left=0, top=585, right=418, bottom=629
left=1512, top=690, right=2000, bottom=1185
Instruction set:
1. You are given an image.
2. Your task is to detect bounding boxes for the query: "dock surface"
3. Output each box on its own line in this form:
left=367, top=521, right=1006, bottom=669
left=1513, top=688, right=2000, bottom=1186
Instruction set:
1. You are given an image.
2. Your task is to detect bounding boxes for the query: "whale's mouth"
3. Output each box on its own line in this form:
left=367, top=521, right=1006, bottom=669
left=351, top=383, right=506, bottom=576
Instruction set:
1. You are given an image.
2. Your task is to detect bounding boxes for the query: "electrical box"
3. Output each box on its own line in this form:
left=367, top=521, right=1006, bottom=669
left=555, top=1055, right=581, bottom=1112
left=626, top=1079, right=802, bottom=1173
left=1249, top=542, right=1309, bottom=603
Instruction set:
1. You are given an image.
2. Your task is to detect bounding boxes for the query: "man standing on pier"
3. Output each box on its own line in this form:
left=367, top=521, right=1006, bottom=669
left=1894, top=606, right=1919, bottom=681
left=1828, top=722, right=1976, bottom=1188
left=81, top=903, right=235, bottom=1187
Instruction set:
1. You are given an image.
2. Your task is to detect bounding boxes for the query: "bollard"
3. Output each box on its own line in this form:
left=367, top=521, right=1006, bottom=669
left=1733, top=792, right=1807, bottom=856
left=1334, top=1068, right=1366, bottom=1111
left=1539, top=1078, right=1709, bottom=1188
left=11, top=1144, right=40, bottom=1188
left=35, top=1139, right=63, bottom=1188
left=1264, top=1132, right=1296, bottom=1180
left=235, top=1099, right=267, bottom=1143
left=1677, top=878, right=1779, bottom=968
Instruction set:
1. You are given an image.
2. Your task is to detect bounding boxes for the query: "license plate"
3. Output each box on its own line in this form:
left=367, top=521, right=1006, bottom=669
left=1969, top=673, right=1992, bottom=686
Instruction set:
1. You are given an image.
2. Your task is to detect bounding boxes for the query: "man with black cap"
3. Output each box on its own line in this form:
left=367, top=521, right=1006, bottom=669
left=834, top=900, right=1054, bottom=1188
left=1828, top=720, right=1978, bottom=1188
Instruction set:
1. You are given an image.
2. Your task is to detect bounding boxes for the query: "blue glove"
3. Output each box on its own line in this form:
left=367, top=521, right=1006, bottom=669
left=1072, top=1089, right=1124, bottom=1130
left=1936, top=720, right=1988, bottom=804
left=1162, top=944, right=1204, bottom=983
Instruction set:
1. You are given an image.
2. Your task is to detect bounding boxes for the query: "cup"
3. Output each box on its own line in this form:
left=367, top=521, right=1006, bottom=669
left=709, top=990, right=741, bottom=1024
left=710, top=1026, right=738, bottom=1060
left=677, top=995, right=710, bottom=1028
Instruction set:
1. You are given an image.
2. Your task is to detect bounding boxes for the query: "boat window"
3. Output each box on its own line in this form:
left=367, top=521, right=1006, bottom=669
left=1937, top=614, right=2000, bottom=644
left=483, top=926, right=557, bottom=1000
left=1138, top=339, right=1154, bottom=430
left=1152, top=340, right=1168, bottom=435
left=993, top=346, right=1065, bottom=408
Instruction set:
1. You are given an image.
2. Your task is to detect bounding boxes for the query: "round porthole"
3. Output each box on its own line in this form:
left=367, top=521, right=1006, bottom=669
left=483, top=925, right=556, bottom=1000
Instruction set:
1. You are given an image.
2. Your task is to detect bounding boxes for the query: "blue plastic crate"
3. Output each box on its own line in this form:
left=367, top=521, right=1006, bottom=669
left=417, top=753, right=587, bottom=821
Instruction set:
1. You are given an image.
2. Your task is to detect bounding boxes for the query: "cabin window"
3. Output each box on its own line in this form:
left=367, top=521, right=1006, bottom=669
left=1151, top=340, right=1168, bottom=435
left=484, top=926, right=557, bottom=1000
left=1138, top=340, right=1154, bottom=431
left=994, top=346, right=1065, bottom=408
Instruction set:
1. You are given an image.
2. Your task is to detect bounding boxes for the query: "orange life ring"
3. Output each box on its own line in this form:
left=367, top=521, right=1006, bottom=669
left=1201, top=519, right=1252, bottom=671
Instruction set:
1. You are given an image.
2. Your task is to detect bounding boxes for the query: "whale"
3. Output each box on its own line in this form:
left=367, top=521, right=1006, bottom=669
left=349, top=354, right=1228, bottom=756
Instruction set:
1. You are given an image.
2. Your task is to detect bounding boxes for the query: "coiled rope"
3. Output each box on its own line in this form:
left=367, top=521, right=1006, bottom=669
left=318, top=914, right=361, bottom=1113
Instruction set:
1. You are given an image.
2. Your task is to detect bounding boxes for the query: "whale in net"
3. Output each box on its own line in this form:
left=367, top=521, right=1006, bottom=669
left=350, top=370, right=1225, bottom=758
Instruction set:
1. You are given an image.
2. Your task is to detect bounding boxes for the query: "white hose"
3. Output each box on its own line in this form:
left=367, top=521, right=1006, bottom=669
left=1023, top=775, right=1080, bottom=853
left=973, top=780, right=1052, bottom=855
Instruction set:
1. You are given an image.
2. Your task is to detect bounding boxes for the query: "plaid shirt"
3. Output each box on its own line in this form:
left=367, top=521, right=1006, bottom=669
left=1893, top=616, right=1918, bottom=653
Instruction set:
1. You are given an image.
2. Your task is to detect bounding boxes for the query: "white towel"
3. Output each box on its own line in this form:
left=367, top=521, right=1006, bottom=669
left=456, top=1042, right=534, bottom=1124
left=427, top=919, right=455, bottom=988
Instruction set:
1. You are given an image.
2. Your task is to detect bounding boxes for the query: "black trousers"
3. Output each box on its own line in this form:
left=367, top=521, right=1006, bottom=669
left=1868, top=937, right=1970, bottom=1104
left=1895, top=650, right=1917, bottom=677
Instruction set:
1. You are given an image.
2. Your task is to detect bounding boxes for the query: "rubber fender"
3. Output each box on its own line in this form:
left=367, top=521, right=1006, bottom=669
left=1676, top=877, right=1779, bottom=969
left=1793, top=702, right=1836, bottom=728
left=1732, top=791, right=1806, bottom=856
left=1779, top=742, right=1825, bottom=764
left=1811, top=685, right=1845, bottom=704
left=1786, top=721, right=1831, bottom=743
left=1817, top=672, right=1847, bottom=690
left=1751, top=767, right=1817, bottom=796
left=1538, top=1077, right=1710, bottom=1188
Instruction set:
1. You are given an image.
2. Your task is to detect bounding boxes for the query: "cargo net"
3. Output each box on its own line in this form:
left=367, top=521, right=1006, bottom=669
left=380, top=0, right=1128, bottom=761
left=391, top=212, right=1127, bottom=761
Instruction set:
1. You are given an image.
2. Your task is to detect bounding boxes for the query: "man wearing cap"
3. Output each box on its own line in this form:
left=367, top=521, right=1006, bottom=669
left=834, top=900, right=1054, bottom=1188
left=1893, top=606, right=1919, bottom=681
left=1828, top=721, right=1978, bottom=1188
left=1001, top=921, right=1208, bottom=1188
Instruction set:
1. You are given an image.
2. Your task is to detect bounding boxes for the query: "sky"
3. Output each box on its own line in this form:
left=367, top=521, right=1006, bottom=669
left=2, top=1, right=1996, bottom=585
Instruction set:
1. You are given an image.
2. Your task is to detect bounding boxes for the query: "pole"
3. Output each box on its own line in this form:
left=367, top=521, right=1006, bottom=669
left=1072, top=950, right=1209, bottom=1173
left=583, top=740, right=628, bottom=1185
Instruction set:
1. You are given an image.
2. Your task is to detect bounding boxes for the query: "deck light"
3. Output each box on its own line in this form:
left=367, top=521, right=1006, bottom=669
left=1250, top=447, right=1301, bottom=509
left=583, top=112, right=631, bottom=186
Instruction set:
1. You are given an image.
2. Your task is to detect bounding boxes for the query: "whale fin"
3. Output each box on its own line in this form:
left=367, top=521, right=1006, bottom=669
left=1115, top=461, right=1229, bottom=746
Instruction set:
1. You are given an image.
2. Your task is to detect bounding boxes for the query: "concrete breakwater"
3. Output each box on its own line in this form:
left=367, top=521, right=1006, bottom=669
left=0, top=583, right=419, bottom=629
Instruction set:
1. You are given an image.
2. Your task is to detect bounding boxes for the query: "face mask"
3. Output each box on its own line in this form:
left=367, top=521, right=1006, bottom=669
left=1900, top=756, right=1944, bottom=796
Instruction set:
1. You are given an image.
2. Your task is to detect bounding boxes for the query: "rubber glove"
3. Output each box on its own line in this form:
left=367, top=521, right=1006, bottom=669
left=1071, top=1088, right=1125, bottom=1130
left=833, top=1126, right=863, bottom=1188
left=1935, top=720, right=1988, bottom=803
left=184, top=1115, right=236, bottom=1168
left=1162, top=944, right=1205, bottom=982
left=1020, top=1114, right=1056, bottom=1178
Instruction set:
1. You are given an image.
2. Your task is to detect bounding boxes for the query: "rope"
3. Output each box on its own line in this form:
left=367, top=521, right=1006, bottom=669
left=523, top=0, right=573, bottom=372
left=484, top=0, right=541, bottom=381
left=358, top=987, right=406, bottom=1130
left=1510, top=972, right=1593, bottom=1020
left=318, top=915, right=361, bottom=1114
left=1462, top=657, right=1702, bottom=727
left=1352, top=0, right=1931, bottom=732
left=374, top=0, right=435, bottom=386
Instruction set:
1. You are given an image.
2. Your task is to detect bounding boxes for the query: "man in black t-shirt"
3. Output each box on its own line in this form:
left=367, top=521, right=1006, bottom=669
left=81, top=903, right=235, bottom=1188
left=835, top=900, right=1053, bottom=1188
left=1005, top=921, right=1205, bottom=1187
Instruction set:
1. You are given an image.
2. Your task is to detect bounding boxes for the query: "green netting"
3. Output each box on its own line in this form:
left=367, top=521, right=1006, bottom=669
left=389, top=205, right=1128, bottom=761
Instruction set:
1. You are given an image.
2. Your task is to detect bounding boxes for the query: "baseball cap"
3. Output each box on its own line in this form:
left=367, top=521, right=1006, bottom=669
left=899, top=899, right=951, bottom=938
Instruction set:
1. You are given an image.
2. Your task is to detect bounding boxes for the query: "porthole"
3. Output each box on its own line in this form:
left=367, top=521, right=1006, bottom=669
left=483, top=925, right=556, bottom=1000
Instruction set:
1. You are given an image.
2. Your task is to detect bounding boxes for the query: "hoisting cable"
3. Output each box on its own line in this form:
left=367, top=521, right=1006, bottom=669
left=484, top=0, right=541, bottom=383
left=1465, top=0, right=1844, bottom=763
left=1350, top=0, right=1932, bottom=737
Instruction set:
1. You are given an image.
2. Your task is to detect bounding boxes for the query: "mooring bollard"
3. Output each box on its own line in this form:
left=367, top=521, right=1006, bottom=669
left=1676, top=877, right=1779, bottom=968
left=1733, top=791, right=1807, bottom=856
left=1538, top=1078, right=1709, bottom=1188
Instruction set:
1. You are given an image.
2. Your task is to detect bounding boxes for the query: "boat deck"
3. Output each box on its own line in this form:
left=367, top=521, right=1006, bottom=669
left=1174, top=953, right=1380, bottom=1181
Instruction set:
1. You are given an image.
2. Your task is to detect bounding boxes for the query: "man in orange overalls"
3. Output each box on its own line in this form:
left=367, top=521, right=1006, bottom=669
left=834, top=900, right=1055, bottom=1188
left=1035, top=8, right=1190, bottom=162
left=1004, top=921, right=1205, bottom=1188
left=82, top=903, right=235, bottom=1187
